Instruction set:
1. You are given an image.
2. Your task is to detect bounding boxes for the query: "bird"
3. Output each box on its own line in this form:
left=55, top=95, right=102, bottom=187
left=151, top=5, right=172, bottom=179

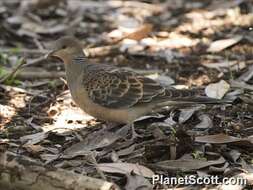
left=46, top=36, right=230, bottom=124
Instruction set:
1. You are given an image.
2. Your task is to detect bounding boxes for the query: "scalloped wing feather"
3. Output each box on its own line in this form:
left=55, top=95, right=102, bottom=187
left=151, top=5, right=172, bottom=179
left=83, top=64, right=165, bottom=109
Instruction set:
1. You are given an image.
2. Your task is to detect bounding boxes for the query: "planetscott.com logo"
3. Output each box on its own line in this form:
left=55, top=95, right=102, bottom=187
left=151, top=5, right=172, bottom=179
left=152, top=175, right=247, bottom=186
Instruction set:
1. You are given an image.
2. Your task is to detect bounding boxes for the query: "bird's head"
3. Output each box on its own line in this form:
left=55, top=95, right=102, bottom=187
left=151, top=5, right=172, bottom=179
left=46, top=36, right=84, bottom=64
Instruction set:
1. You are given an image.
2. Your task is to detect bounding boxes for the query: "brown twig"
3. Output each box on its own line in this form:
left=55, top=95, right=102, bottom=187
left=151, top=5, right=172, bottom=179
left=0, top=151, right=120, bottom=190
left=0, top=58, right=26, bottom=84
left=15, top=70, right=65, bottom=80
left=22, top=56, right=47, bottom=67
left=1, top=48, right=47, bottom=54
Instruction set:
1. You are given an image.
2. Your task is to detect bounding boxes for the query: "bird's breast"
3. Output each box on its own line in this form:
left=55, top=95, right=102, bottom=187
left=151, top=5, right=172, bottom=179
left=68, top=82, right=143, bottom=123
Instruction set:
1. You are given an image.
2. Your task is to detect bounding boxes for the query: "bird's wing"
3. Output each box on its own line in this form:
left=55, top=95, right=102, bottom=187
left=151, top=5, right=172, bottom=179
left=83, top=64, right=226, bottom=109
left=83, top=64, right=165, bottom=109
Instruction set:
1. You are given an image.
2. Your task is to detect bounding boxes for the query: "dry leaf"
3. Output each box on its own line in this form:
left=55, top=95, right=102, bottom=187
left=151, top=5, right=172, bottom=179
left=117, top=144, right=136, bottom=156
left=195, top=114, right=213, bottom=129
left=178, top=106, right=203, bottom=124
left=140, top=37, right=157, bottom=47
left=207, top=36, right=243, bottom=52
left=237, top=65, right=253, bottom=82
left=195, top=134, right=251, bottom=144
left=20, top=132, right=48, bottom=145
left=63, top=130, right=121, bottom=158
left=158, top=35, right=199, bottom=48
left=226, top=150, right=241, bottom=163
left=24, top=144, right=45, bottom=154
left=125, top=24, right=153, bottom=41
left=147, top=73, right=175, bottom=87
left=120, top=39, right=138, bottom=52
left=97, top=163, right=154, bottom=178
left=154, top=157, right=226, bottom=172
left=0, top=104, right=16, bottom=118
left=125, top=173, right=152, bottom=190
left=203, top=61, right=246, bottom=72
left=205, top=80, right=230, bottom=99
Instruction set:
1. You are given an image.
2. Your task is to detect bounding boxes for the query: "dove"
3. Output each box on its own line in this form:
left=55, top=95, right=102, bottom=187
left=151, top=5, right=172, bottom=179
left=47, top=36, right=229, bottom=124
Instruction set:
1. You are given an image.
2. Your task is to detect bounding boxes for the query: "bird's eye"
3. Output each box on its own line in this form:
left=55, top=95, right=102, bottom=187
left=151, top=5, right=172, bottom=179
left=62, top=45, right=67, bottom=49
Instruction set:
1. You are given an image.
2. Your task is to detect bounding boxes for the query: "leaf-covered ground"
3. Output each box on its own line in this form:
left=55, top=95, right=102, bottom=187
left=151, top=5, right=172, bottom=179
left=0, top=0, right=253, bottom=189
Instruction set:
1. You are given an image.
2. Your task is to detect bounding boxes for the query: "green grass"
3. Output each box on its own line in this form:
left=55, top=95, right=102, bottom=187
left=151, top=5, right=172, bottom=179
left=0, top=54, right=23, bottom=85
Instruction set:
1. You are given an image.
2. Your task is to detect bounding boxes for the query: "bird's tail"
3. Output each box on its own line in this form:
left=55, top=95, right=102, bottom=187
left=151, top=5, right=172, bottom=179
left=151, top=88, right=232, bottom=109
left=154, top=97, right=231, bottom=108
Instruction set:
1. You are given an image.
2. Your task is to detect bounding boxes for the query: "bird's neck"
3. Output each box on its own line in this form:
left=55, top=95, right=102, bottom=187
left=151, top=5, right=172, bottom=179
left=65, top=55, right=86, bottom=84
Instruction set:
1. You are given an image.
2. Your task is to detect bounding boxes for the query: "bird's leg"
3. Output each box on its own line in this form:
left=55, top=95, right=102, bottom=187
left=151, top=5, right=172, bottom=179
left=128, top=123, right=141, bottom=140
left=103, top=121, right=140, bottom=140
left=103, top=121, right=121, bottom=130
